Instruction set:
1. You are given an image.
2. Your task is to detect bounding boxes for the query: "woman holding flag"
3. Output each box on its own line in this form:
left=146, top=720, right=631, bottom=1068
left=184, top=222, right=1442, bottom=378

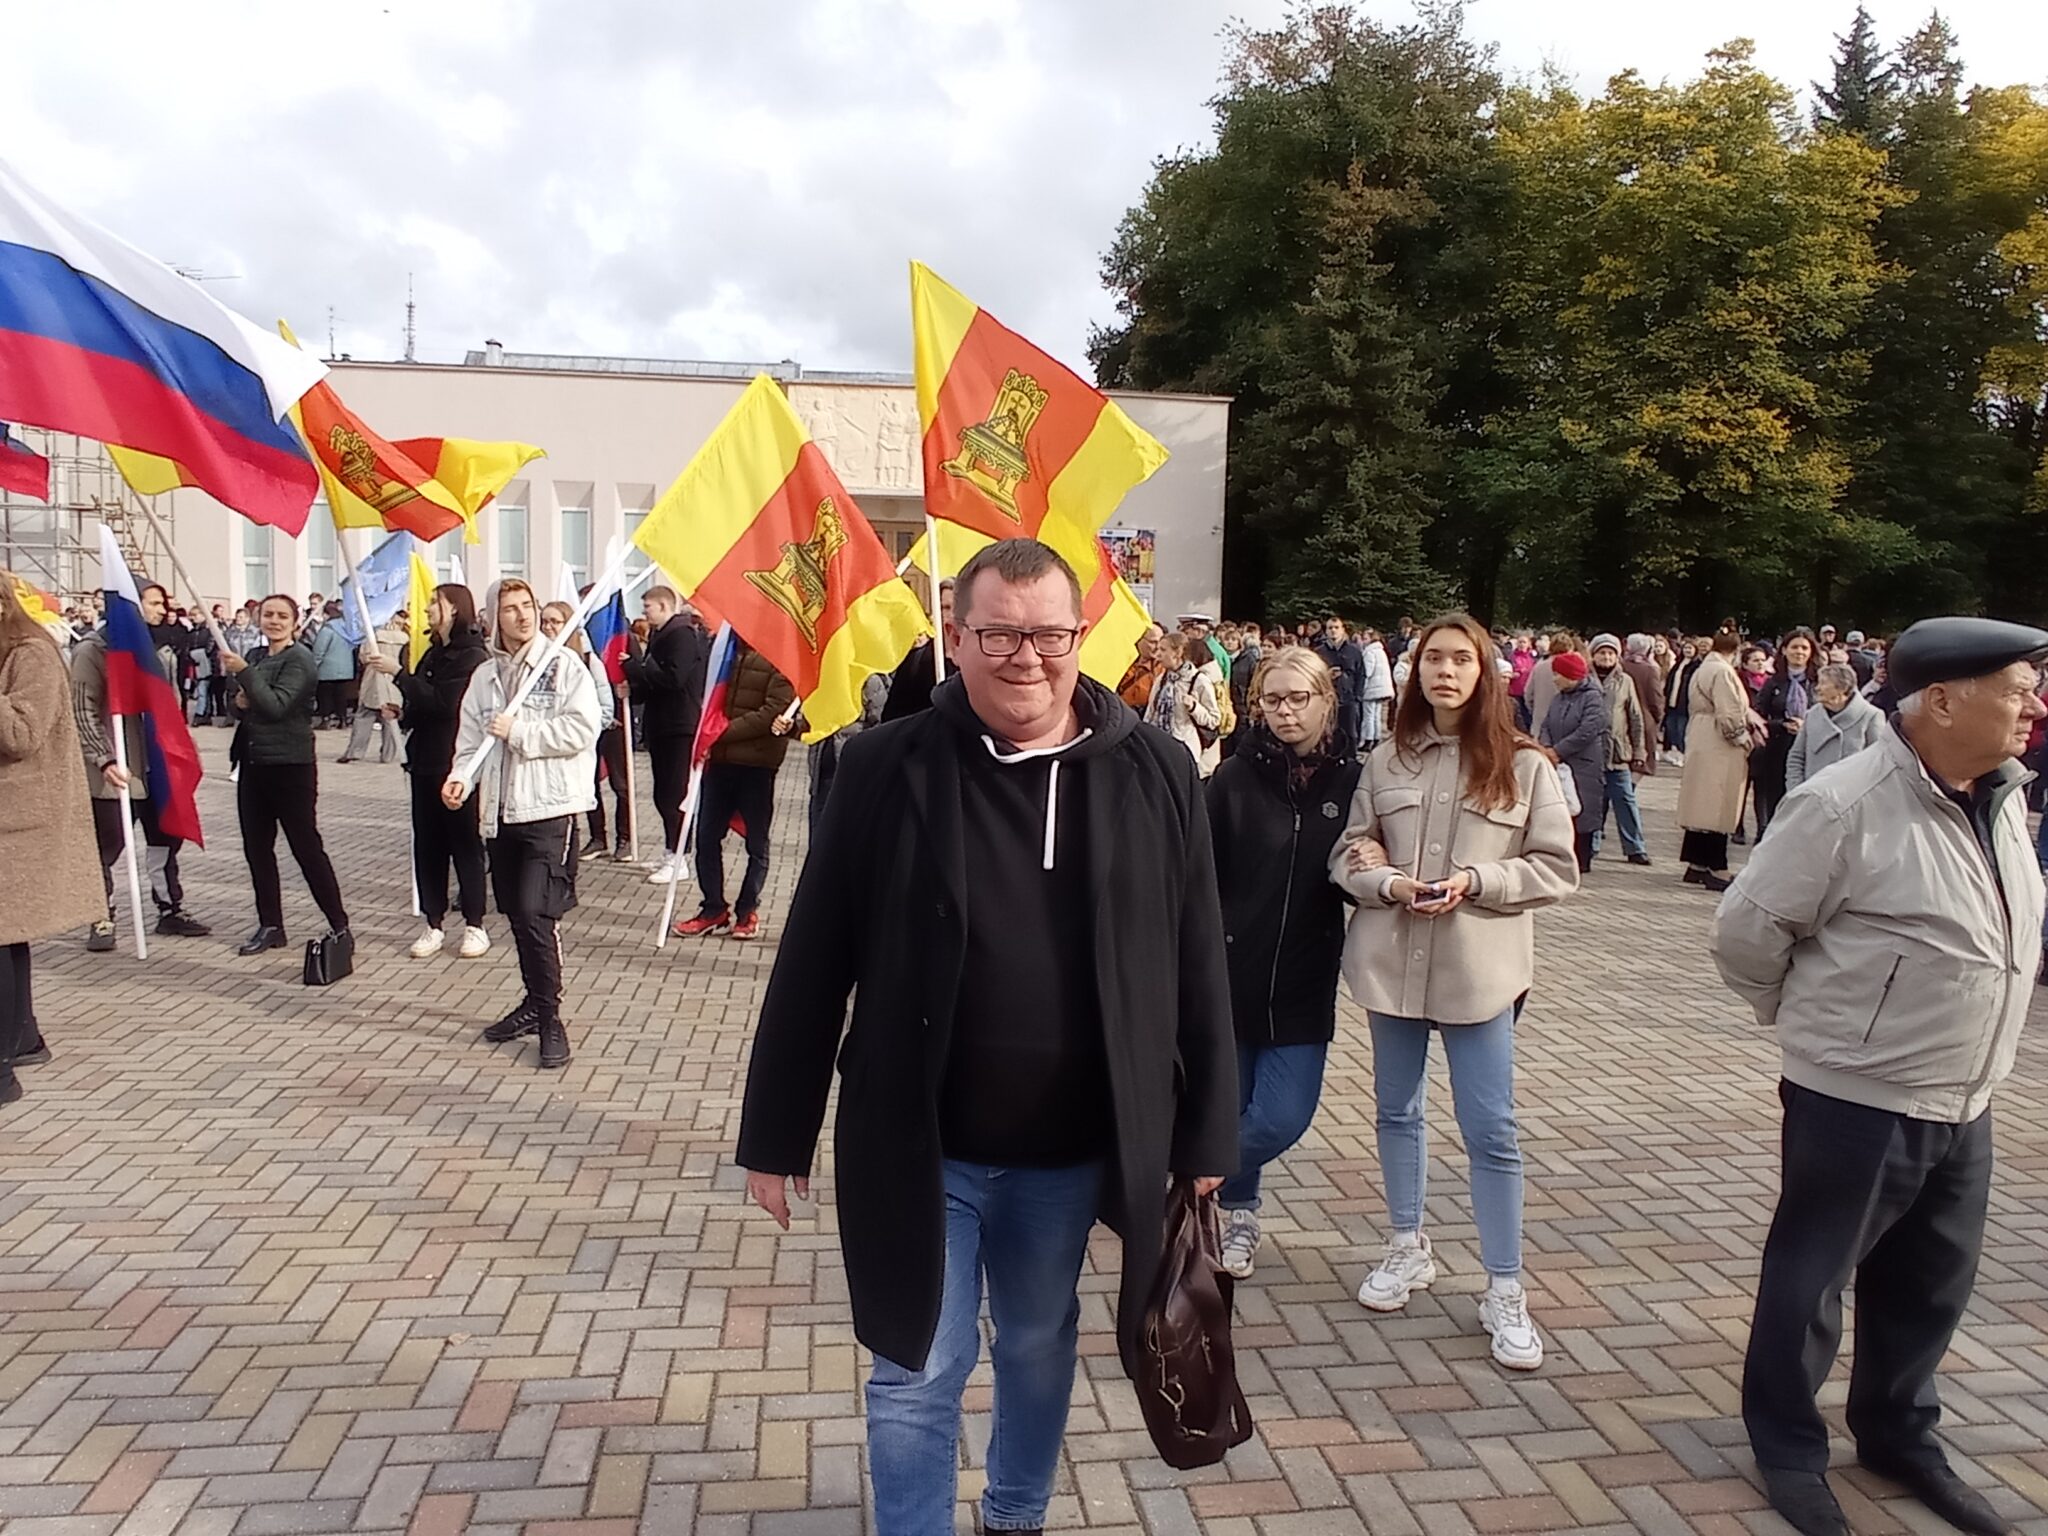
left=371, top=585, right=491, bottom=960
left=0, top=572, right=105, bottom=1108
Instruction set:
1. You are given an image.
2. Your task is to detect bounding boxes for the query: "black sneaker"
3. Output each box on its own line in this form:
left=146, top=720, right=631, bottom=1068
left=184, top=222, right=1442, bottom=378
left=85, top=920, right=116, bottom=953
left=481, top=1000, right=542, bottom=1044
left=155, top=910, right=213, bottom=938
left=537, top=1016, right=571, bottom=1069
left=0, top=1071, right=20, bottom=1110
left=13, top=1036, right=50, bottom=1067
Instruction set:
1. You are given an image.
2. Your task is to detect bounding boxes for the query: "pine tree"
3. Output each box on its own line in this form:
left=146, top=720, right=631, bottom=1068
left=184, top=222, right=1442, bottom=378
left=1813, top=6, right=1899, bottom=140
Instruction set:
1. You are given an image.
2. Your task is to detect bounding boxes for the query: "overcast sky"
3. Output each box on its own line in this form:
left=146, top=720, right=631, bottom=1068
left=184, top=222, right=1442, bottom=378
left=12, top=0, right=2044, bottom=377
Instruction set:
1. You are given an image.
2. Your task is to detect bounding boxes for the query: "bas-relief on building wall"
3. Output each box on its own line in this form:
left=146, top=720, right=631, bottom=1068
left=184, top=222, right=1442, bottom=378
left=788, top=387, right=920, bottom=497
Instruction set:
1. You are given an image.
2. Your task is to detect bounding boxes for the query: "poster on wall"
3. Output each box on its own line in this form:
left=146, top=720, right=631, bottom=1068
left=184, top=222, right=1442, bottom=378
left=1099, top=527, right=1156, bottom=615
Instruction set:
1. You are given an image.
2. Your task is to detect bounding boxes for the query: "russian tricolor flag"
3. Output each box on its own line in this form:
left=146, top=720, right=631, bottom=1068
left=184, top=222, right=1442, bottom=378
left=99, top=524, right=204, bottom=848
left=692, top=623, right=740, bottom=773
left=585, top=591, right=630, bottom=685
left=0, top=160, right=324, bottom=533
left=0, top=421, right=48, bottom=500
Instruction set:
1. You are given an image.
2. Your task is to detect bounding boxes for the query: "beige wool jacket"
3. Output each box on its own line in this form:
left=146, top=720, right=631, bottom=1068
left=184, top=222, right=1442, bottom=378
left=1, top=637, right=113, bottom=946
left=1331, top=730, right=1580, bottom=1025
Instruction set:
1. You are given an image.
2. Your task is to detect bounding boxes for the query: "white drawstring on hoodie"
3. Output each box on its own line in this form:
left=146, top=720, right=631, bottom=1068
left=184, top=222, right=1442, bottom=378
left=979, top=730, right=1094, bottom=870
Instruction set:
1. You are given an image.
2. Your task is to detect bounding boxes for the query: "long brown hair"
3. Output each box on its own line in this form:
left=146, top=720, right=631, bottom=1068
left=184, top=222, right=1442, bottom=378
left=1392, top=612, right=1534, bottom=813
left=0, top=570, right=59, bottom=667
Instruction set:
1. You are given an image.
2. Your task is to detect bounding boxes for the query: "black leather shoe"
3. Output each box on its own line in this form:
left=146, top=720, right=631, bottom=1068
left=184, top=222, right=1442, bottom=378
left=482, top=1001, right=542, bottom=1044
left=538, top=1016, right=571, bottom=1069
left=156, top=910, right=213, bottom=938
left=1760, top=1468, right=1849, bottom=1536
left=1626, top=852, right=1653, bottom=866
left=1858, top=1454, right=2012, bottom=1535
left=237, top=926, right=288, bottom=956
left=1699, top=871, right=1734, bottom=892
left=13, top=1036, right=50, bottom=1067
left=0, top=1071, right=21, bottom=1109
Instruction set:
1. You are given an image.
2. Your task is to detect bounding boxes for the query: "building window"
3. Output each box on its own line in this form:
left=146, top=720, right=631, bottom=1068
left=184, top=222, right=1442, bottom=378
left=242, top=518, right=273, bottom=602
left=499, top=503, right=529, bottom=580
left=306, top=503, right=336, bottom=600
left=560, top=504, right=590, bottom=590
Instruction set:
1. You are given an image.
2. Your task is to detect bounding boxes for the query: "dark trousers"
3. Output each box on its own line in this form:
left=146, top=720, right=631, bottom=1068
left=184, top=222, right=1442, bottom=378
left=238, top=762, right=349, bottom=933
left=410, top=769, right=487, bottom=929
left=589, top=726, right=633, bottom=851
left=489, top=816, right=578, bottom=1018
left=649, top=737, right=689, bottom=856
left=91, top=796, right=184, bottom=914
left=315, top=679, right=348, bottom=725
left=1680, top=829, right=1730, bottom=871
left=807, top=735, right=841, bottom=841
left=0, top=942, right=30, bottom=1067
left=1743, top=1081, right=1992, bottom=1475
left=1572, top=830, right=1595, bottom=872
left=695, top=762, right=776, bottom=919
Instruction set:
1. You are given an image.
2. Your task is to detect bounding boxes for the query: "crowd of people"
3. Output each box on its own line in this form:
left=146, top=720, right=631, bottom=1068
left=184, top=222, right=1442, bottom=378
left=6, top=544, right=2046, bottom=1536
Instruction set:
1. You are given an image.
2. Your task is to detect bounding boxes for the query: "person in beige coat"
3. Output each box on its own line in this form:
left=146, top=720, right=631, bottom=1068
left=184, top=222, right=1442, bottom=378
left=1677, top=627, right=1753, bottom=891
left=0, top=573, right=108, bottom=1107
left=1331, top=614, right=1579, bottom=1372
left=339, top=618, right=408, bottom=765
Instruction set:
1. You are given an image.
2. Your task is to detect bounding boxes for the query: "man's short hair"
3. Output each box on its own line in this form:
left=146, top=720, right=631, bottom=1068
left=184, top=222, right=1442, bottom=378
left=952, top=539, right=1083, bottom=624
left=644, top=585, right=679, bottom=607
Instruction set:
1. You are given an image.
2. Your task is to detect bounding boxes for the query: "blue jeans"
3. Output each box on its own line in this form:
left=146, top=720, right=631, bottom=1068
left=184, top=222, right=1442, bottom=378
left=866, top=1159, right=1103, bottom=1535
left=1369, top=1009, right=1525, bottom=1278
left=1220, top=1041, right=1328, bottom=1210
left=1595, top=766, right=1647, bottom=857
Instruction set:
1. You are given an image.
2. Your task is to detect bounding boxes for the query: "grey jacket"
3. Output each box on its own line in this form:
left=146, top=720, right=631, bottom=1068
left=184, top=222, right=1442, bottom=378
left=1784, top=690, right=1883, bottom=791
left=1711, top=727, right=2044, bottom=1123
left=68, top=631, right=148, bottom=801
left=452, top=636, right=602, bottom=837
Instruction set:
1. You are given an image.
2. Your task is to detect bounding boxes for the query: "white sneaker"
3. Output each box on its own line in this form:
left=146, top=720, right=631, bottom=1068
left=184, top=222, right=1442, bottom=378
left=1479, top=1278, right=1544, bottom=1370
left=646, top=857, right=681, bottom=884
left=408, top=926, right=445, bottom=959
left=1218, top=1208, right=1260, bottom=1279
left=1357, top=1232, right=1437, bottom=1312
left=457, top=926, right=491, bottom=959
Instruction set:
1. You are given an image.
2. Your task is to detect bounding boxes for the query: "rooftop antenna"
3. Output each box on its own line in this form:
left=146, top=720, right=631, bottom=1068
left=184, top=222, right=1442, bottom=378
left=404, top=273, right=417, bottom=363
left=328, top=306, right=337, bottom=359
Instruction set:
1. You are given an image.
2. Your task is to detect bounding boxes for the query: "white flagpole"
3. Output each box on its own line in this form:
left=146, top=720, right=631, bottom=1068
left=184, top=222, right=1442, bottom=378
left=109, top=718, right=149, bottom=960
left=333, top=520, right=384, bottom=662
left=654, top=764, right=704, bottom=948
left=451, top=548, right=657, bottom=790
left=923, top=514, right=947, bottom=686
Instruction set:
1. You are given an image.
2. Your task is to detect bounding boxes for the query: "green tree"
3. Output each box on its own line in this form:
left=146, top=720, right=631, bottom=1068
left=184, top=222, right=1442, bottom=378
left=1812, top=6, right=1898, bottom=140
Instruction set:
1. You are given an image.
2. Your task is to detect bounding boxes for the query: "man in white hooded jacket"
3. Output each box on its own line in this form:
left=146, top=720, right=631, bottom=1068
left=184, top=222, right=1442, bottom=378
left=444, top=579, right=602, bottom=1069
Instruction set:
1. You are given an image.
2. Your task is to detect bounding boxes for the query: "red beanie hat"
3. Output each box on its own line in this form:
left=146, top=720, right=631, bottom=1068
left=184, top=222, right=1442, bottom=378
left=1551, top=651, right=1589, bottom=682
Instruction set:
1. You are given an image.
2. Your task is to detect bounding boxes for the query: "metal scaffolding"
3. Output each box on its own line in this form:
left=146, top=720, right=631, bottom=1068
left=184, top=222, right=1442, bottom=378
left=0, top=427, right=174, bottom=602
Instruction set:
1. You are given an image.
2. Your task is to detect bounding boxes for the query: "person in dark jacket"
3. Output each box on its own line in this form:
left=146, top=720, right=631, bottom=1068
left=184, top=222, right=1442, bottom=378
left=374, top=585, right=490, bottom=959
left=1314, top=616, right=1367, bottom=757
left=1538, top=650, right=1608, bottom=873
left=623, top=586, right=707, bottom=884
left=879, top=578, right=953, bottom=722
left=1205, top=646, right=1360, bottom=1279
left=672, top=641, right=796, bottom=941
left=1751, top=628, right=1820, bottom=840
left=221, top=595, right=349, bottom=956
left=736, top=538, right=1236, bottom=1536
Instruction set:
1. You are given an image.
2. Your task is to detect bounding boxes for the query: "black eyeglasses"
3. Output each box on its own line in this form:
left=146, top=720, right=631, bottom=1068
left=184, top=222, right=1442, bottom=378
left=963, top=625, right=1080, bottom=659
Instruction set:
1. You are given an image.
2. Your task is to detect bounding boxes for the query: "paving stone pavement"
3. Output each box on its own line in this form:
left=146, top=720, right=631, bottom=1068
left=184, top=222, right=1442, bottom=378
left=3, top=731, right=2047, bottom=1536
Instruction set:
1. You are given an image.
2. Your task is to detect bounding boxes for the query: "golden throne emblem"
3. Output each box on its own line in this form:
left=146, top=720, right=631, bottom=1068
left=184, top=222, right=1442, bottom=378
left=328, top=424, right=421, bottom=513
left=941, top=367, right=1048, bottom=519
left=745, top=496, right=849, bottom=651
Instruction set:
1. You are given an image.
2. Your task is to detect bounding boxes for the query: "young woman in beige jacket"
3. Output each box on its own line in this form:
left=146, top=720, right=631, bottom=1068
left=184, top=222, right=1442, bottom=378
left=1331, top=614, right=1580, bottom=1370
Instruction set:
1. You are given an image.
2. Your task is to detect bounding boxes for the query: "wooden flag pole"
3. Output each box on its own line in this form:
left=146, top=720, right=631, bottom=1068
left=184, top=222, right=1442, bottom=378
left=108, top=716, right=149, bottom=960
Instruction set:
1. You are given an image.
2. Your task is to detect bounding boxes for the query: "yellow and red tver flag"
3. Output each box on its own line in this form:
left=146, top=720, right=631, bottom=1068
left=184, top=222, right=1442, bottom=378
left=906, top=513, right=1155, bottom=691
left=278, top=323, right=542, bottom=545
left=911, top=261, right=1167, bottom=578
left=632, top=375, right=930, bottom=740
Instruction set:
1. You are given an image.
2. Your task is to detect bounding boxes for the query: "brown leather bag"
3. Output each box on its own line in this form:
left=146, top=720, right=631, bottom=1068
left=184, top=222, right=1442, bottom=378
left=1136, top=1181, right=1255, bottom=1469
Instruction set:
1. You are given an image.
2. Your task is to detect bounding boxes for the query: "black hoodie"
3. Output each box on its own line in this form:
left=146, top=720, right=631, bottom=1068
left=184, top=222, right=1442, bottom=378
left=929, top=674, right=1135, bottom=1165
left=395, top=627, right=490, bottom=779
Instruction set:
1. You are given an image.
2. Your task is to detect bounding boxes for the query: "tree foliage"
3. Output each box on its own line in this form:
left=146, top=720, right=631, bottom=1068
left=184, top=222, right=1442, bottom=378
left=1094, top=2, right=2048, bottom=630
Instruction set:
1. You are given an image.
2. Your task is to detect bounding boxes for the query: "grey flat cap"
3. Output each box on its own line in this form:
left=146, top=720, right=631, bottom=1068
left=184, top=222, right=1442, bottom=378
left=1887, top=617, right=2048, bottom=697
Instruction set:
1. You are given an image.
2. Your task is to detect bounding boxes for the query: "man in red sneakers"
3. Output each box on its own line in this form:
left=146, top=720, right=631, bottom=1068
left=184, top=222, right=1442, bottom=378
left=673, top=638, right=795, bottom=941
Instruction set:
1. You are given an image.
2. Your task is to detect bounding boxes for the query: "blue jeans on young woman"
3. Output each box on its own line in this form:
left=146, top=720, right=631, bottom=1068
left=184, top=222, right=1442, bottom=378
left=1220, top=1041, right=1328, bottom=1210
left=866, top=1159, right=1104, bottom=1535
left=1368, top=1008, right=1525, bottom=1278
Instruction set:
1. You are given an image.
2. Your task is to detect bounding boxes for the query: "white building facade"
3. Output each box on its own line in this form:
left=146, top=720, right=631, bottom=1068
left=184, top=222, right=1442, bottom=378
left=131, top=352, right=1229, bottom=621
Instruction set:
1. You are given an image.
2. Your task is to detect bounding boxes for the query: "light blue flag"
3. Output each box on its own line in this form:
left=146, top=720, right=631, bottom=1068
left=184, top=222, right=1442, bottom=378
left=336, top=531, right=419, bottom=644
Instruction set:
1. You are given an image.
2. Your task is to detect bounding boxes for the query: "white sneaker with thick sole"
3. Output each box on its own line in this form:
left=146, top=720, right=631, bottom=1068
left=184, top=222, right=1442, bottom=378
left=408, top=926, right=445, bottom=959
left=646, top=857, right=681, bottom=884
left=1479, top=1278, right=1544, bottom=1370
left=1357, top=1232, right=1437, bottom=1312
left=1218, top=1208, right=1260, bottom=1279
left=457, top=926, right=491, bottom=959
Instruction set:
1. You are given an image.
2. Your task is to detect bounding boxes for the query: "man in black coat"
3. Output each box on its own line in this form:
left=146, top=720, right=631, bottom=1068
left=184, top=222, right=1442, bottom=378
left=1314, top=616, right=1367, bottom=757
left=737, top=538, right=1237, bottom=1536
left=621, top=586, right=706, bottom=882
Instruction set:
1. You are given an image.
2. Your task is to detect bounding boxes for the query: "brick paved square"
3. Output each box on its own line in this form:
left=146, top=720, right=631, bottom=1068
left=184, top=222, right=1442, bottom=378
left=3, top=734, right=2045, bottom=1533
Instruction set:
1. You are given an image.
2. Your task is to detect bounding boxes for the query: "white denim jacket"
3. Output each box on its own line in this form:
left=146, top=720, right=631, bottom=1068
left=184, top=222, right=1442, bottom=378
left=452, top=636, right=602, bottom=837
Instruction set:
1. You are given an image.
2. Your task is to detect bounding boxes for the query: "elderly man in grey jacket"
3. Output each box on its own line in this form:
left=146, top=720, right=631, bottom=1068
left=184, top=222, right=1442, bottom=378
left=1711, top=616, right=2048, bottom=1536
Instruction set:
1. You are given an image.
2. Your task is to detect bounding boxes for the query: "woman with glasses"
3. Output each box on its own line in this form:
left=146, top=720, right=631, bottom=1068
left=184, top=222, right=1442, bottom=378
left=1331, top=614, right=1579, bottom=1371
left=1144, top=631, right=1222, bottom=776
left=1204, top=648, right=1361, bottom=1279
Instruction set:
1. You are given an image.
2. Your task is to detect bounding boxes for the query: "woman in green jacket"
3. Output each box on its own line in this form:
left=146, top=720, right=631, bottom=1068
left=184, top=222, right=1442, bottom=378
left=222, top=595, right=350, bottom=956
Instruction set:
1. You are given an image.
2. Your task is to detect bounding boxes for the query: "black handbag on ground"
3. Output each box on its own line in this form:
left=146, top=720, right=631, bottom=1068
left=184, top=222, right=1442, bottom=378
left=1136, top=1180, right=1255, bottom=1470
left=302, top=929, right=354, bottom=987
